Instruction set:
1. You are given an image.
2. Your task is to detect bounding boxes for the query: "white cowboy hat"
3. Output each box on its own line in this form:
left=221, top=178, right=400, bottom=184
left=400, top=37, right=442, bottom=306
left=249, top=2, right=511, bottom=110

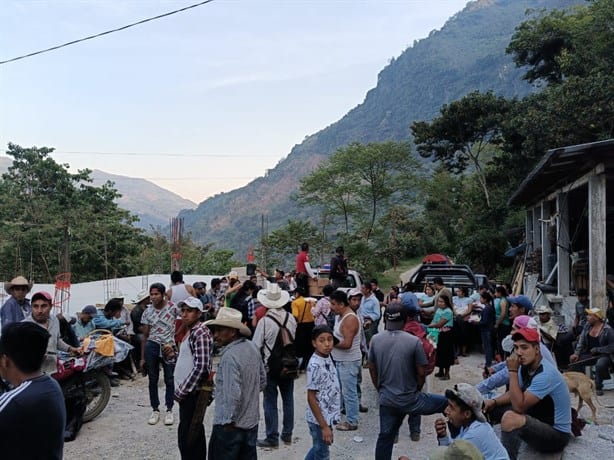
left=257, top=281, right=290, bottom=309
left=133, top=289, right=150, bottom=304
left=109, top=290, right=124, bottom=300
left=535, top=305, right=553, bottom=315
left=4, top=276, right=33, bottom=294
left=205, top=307, right=251, bottom=337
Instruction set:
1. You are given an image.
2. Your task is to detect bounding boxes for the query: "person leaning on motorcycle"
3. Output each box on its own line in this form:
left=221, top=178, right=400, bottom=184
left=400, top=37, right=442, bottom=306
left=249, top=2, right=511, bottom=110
left=22, top=291, right=83, bottom=375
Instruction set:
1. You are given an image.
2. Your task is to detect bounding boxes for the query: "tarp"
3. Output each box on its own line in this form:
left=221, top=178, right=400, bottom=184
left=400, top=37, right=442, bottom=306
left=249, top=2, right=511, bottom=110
left=422, top=254, right=452, bottom=264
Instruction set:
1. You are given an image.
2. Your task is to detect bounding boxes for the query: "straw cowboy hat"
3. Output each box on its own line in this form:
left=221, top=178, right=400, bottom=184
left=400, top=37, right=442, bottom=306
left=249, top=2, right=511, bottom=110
left=133, top=290, right=150, bottom=304
left=257, top=281, right=290, bottom=309
left=4, top=276, right=33, bottom=294
left=205, top=307, right=251, bottom=337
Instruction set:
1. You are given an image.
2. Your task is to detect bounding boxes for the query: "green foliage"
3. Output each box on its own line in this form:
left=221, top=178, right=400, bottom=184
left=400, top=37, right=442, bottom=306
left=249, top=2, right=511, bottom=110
left=298, top=141, right=420, bottom=243
left=0, top=143, right=145, bottom=282
left=128, top=231, right=240, bottom=276
left=412, top=91, right=511, bottom=207
left=413, top=0, right=613, bottom=279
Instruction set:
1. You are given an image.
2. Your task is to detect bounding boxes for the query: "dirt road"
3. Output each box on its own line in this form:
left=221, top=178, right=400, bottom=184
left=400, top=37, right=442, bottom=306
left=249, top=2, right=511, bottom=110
left=65, top=352, right=614, bottom=459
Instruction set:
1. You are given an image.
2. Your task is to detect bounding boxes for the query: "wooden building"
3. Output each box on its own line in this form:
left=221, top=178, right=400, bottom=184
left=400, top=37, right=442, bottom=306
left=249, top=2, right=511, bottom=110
left=508, top=139, right=614, bottom=313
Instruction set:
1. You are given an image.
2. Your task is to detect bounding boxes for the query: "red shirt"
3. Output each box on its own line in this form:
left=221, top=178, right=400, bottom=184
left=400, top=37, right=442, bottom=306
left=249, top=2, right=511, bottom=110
left=296, top=251, right=309, bottom=273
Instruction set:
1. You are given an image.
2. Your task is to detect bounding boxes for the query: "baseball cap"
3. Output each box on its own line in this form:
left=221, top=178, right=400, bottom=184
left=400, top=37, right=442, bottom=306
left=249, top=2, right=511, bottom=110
left=399, top=292, right=420, bottom=315
left=31, top=291, right=52, bottom=303
left=445, top=383, right=486, bottom=423
left=384, top=302, right=406, bottom=331
left=429, top=439, right=483, bottom=460
left=508, top=295, right=533, bottom=312
left=512, top=315, right=538, bottom=330
left=178, top=296, right=204, bottom=312
left=512, top=327, right=540, bottom=343
left=81, top=305, right=98, bottom=315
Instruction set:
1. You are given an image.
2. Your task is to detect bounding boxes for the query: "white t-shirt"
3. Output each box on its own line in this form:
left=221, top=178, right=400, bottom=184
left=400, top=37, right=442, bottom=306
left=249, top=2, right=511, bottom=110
left=305, top=353, right=341, bottom=427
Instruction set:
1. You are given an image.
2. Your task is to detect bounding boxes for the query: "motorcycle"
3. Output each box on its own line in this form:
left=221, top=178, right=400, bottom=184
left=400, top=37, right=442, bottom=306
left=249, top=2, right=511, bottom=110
left=52, top=352, right=111, bottom=423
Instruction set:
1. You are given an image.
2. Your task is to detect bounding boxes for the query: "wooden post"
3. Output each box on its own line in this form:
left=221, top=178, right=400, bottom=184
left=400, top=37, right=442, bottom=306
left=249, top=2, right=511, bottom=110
left=541, top=201, right=551, bottom=281
left=557, top=192, right=570, bottom=295
left=588, top=167, right=607, bottom=310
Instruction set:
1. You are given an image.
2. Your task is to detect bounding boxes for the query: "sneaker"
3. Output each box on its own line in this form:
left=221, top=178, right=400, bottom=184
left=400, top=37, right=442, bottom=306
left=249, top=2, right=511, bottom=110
left=359, top=405, right=369, bottom=413
left=336, top=422, right=358, bottom=431
left=597, top=389, right=604, bottom=396
left=256, top=438, right=279, bottom=448
left=148, top=410, right=160, bottom=425
left=410, top=433, right=420, bottom=442
left=164, top=410, right=174, bottom=425
left=281, top=434, right=292, bottom=445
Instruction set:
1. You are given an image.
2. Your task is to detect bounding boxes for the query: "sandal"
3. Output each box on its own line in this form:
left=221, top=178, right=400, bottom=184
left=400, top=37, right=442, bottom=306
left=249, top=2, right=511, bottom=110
left=336, top=422, right=358, bottom=431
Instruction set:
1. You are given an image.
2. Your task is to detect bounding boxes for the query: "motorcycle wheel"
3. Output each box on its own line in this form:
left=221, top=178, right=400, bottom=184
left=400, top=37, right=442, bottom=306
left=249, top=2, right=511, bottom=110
left=83, top=371, right=111, bottom=423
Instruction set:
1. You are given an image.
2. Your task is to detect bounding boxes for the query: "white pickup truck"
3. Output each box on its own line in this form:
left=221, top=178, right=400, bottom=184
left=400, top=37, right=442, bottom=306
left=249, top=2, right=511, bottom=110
left=308, top=268, right=364, bottom=298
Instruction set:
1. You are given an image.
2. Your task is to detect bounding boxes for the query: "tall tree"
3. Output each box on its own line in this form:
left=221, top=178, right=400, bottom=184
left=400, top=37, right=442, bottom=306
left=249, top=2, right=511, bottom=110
left=412, top=91, right=510, bottom=208
left=298, top=141, right=419, bottom=242
left=0, top=143, right=145, bottom=282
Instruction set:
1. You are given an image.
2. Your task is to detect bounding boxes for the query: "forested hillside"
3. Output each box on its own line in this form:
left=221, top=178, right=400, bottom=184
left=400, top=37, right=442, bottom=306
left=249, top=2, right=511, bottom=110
left=180, top=0, right=584, bottom=256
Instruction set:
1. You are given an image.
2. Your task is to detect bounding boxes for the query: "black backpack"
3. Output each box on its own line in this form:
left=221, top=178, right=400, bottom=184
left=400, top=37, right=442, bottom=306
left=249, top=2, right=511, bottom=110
left=263, top=313, right=299, bottom=380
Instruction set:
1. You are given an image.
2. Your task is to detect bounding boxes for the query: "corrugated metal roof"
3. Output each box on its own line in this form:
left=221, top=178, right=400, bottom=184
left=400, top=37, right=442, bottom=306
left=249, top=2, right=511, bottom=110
left=508, top=139, right=614, bottom=206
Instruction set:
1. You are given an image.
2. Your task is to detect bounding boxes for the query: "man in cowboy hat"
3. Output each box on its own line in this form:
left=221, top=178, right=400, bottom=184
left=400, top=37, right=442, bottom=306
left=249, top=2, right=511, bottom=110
left=1, top=276, right=33, bottom=327
left=569, top=307, right=614, bottom=396
left=252, top=282, right=297, bottom=448
left=205, top=307, right=266, bottom=460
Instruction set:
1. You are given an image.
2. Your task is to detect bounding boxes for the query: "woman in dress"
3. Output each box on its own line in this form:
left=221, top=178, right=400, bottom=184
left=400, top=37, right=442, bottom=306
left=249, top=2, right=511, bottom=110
left=428, top=294, right=455, bottom=380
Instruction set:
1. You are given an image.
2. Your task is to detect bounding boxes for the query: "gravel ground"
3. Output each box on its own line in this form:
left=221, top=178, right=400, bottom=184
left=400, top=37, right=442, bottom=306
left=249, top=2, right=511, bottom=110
left=64, top=352, right=614, bottom=460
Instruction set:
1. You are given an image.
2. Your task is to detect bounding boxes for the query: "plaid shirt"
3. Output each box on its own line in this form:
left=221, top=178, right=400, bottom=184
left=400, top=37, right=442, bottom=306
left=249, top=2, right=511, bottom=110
left=247, top=297, right=261, bottom=321
left=174, top=322, right=213, bottom=400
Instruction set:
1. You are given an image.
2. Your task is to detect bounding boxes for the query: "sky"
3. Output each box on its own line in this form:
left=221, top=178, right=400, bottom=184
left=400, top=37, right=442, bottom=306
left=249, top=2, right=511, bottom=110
left=0, top=0, right=468, bottom=204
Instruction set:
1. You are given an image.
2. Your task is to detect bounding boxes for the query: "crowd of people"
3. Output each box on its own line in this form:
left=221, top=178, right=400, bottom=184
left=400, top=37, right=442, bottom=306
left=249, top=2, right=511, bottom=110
left=1, top=246, right=614, bottom=460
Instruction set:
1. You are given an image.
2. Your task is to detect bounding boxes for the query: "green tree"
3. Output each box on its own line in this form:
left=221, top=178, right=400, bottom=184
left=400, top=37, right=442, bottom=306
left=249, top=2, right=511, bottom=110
left=298, top=141, right=419, bottom=242
left=0, top=143, right=145, bottom=282
left=411, top=91, right=511, bottom=208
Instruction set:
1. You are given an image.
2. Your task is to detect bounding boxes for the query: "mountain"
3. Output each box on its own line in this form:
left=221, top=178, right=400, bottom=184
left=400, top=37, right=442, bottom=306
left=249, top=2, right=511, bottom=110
left=185, top=0, right=585, bottom=253
left=0, top=157, right=196, bottom=230
left=89, top=170, right=196, bottom=229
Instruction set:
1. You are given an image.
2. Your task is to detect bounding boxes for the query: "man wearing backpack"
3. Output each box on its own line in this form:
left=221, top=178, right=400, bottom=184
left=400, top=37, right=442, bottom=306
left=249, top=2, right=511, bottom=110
left=252, top=282, right=297, bottom=448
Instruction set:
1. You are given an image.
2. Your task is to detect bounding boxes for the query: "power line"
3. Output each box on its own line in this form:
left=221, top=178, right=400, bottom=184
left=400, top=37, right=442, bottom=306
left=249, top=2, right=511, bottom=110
left=0, top=0, right=216, bottom=65
left=55, top=150, right=279, bottom=158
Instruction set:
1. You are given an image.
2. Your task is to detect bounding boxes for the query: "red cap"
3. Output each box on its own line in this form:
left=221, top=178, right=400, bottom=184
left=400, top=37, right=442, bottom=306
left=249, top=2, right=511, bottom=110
left=31, top=291, right=52, bottom=302
left=512, top=327, right=540, bottom=343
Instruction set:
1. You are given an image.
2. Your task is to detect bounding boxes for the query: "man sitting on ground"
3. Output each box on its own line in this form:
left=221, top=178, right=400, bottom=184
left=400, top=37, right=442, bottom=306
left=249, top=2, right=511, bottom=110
left=483, top=327, right=571, bottom=460
left=434, top=383, right=509, bottom=460
left=569, top=307, right=614, bottom=396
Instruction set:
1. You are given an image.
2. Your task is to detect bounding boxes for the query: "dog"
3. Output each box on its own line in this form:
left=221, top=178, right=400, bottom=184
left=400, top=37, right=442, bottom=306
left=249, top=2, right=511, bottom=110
left=563, top=371, right=599, bottom=423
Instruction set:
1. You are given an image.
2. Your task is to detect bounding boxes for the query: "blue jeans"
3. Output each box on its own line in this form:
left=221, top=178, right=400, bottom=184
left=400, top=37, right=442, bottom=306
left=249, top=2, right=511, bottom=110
left=375, top=393, right=447, bottom=460
left=480, top=328, right=494, bottom=367
left=263, top=375, right=294, bottom=441
left=336, top=359, right=361, bottom=425
left=209, top=424, right=257, bottom=460
left=305, top=421, right=329, bottom=460
left=144, top=340, right=175, bottom=411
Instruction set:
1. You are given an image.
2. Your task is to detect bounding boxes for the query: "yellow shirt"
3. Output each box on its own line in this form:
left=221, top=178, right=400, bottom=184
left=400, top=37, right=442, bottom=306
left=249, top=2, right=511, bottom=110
left=292, top=297, right=314, bottom=323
